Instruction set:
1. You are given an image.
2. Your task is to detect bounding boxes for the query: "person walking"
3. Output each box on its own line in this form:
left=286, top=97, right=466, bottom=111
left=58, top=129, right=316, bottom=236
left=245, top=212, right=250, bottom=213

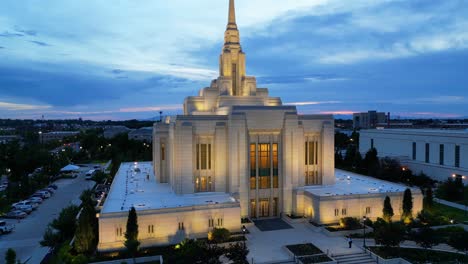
left=347, top=236, right=353, bottom=248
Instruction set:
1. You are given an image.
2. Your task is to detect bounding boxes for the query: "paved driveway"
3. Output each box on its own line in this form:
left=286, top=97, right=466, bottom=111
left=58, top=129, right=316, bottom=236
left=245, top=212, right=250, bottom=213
left=0, top=169, right=95, bottom=264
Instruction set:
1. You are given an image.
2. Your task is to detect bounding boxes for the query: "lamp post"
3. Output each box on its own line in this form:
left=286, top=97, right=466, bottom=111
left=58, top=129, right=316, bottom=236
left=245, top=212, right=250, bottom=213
left=242, top=225, right=246, bottom=249
left=362, top=216, right=367, bottom=248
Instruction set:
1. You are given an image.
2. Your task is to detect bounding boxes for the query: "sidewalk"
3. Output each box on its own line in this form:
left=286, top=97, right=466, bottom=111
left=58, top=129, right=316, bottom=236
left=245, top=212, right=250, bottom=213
left=354, top=238, right=461, bottom=254
left=434, top=198, right=468, bottom=212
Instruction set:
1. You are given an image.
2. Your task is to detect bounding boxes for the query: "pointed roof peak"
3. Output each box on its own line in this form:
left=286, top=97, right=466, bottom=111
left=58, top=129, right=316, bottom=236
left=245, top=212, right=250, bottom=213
left=228, top=0, right=236, bottom=25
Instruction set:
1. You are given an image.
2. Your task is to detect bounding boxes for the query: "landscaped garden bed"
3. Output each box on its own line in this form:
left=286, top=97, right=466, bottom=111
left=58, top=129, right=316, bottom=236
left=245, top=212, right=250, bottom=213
left=369, top=246, right=468, bottom=264
left=285, top=243, right=333, bottom=263
left=298, top=255, right=333, bottom=264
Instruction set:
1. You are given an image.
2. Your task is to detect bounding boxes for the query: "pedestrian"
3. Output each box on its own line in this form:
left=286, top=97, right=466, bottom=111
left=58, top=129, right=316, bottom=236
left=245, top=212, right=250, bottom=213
left=347, top=236, right=353, bottom=248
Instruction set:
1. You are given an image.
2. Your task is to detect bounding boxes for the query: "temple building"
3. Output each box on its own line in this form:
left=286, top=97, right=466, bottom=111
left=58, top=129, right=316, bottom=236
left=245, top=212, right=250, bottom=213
left=97, top=0, right=422, bottom=252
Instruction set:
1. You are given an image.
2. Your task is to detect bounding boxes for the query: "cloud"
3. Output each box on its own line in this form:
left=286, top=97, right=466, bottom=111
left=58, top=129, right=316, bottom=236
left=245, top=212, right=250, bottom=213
left=286, top=101, right=341, bottom=106
left=119, top=105, right=182, bottom=113
left=0, top=31, right=23, bottom=37
left=29, top=40, right=50, bottom=46
left=319, top=111, right=356, bottom=115
left=396, top=112, right=463, bottom=118
left=0, top=101, right=51, bottom=111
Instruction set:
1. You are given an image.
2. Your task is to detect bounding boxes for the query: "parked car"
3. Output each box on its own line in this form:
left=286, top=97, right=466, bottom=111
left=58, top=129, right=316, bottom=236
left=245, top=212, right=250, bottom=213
left=34, top=191, right=51, bottom=199
left=28, top=197, right=43, bottom=204
left=85, top=169, right=96, bottom=180
left=0, top=220, right=14, bottom=234
left=12, top=201, right=35, bottom=212
left=4, top=210, right=27, bottom=219
left=43, top=187, right=55, bottom=194
left=48, top=184, right=58, bottom=190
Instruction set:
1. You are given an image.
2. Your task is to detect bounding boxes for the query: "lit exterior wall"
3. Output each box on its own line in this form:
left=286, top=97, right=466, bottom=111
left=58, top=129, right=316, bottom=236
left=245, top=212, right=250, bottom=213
left=98, top=203, right=241, bottom=252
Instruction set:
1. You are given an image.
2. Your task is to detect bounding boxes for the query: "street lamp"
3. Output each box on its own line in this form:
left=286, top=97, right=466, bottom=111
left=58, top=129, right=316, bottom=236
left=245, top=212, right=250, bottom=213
left=362, top=216, right=367, bottom=248
left=242, top=225, right=247, bottom=249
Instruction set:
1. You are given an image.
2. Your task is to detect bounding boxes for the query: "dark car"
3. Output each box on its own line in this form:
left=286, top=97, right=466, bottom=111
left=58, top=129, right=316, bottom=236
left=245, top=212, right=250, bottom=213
left=4, top=210, right=27, bottom=219
left=48, top=184, right=58, bottom=190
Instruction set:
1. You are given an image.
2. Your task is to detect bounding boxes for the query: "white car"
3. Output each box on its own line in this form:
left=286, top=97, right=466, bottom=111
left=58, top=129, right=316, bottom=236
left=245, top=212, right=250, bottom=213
left=12, top=201, right=36, bottom=211
left=0, top=220, right=15, bottom=234
left=28, top=197, right=43, bottom=204
left=35, top=191, right=51, bottom=199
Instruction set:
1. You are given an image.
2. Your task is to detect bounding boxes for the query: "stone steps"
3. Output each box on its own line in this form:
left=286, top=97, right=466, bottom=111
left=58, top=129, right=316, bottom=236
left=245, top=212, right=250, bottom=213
left=334, top=252, right=377, bottom=264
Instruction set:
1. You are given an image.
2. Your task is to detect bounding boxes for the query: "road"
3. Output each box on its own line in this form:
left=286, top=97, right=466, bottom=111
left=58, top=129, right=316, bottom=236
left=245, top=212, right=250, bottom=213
left=0, top=167, right=96, bottom=264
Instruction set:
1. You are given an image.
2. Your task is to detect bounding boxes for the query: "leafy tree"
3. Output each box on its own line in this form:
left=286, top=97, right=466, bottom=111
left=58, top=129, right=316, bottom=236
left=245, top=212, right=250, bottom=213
left=74, top=206, right=96, bottom=254
left=226, top=242, right=249, bottom=264
left=382, top=196, right=394, bottom=222
left=51, top=205, right=80, bottom=240
left=374, top=218, right=405, bottom=248
left=413, top=227, right=439, bottom=249
left=447, top=231, right=468, bottom=254
left=402, top=188, right=413, bottom=224
left=170, top=239, right=222, bottom=264
left=5, top=248, right=16, bottom=264
left=339, top=217, right=361, bottom=230
left=124, top=207, right=140, bottom=261
left=363, top=148, right=380, bottom=176
left=40, top=226, right=61, bottom=247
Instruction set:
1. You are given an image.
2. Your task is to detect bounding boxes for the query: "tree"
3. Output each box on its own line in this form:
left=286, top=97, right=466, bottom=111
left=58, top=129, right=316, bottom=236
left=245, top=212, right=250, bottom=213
left=374, top=218, right=405, bottom=248
left=424, top=186, right=434, bottom=210
left=413, top=227, right=439, bottom=249
left=226, top=242, right=249, bottom=264
left=382, top=196, right=394, bottom=222
left=210, top=228, right=230, bottom=243
left=124, top=207, right=140, bottom=261
left=40, top=226, right=61, bottom=247
left=74, top=206, right=96, bottom=254
left=363, top=148, right=380, bottom=176
left=5, top=248, right=16, bottom=264
left=402, top=188, right=413, bottom=224
left=447, top=231, right=468, bottom=254
left=50, top=205, right=80, bottom=240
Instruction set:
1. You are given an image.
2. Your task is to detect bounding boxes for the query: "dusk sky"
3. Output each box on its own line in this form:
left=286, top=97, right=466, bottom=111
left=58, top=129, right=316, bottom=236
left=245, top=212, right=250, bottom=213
left=0, top=0, right=467, bottom=120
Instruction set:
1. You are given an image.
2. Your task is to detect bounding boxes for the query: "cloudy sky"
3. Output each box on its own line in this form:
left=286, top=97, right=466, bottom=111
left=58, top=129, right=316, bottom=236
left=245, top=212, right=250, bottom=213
left=0, top=0, right=467, bottom=120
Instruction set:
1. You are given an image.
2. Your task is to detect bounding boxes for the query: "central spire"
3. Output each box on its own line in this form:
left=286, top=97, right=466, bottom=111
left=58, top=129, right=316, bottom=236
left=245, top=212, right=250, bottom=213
left=228, top=0, right=236, bottom=25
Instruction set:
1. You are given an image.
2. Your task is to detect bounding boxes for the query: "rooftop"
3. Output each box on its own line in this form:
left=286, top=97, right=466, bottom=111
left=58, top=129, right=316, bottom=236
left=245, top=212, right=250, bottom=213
left=101, top=162, right=237, bottom=214
left=361, top=128, right=468, bottom=136
left=303, top=169, right=419, bottom=197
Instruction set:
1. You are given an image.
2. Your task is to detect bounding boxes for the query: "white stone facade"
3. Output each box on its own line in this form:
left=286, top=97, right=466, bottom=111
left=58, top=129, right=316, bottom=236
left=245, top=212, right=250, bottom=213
left=360, top=129, right=468, bottom=182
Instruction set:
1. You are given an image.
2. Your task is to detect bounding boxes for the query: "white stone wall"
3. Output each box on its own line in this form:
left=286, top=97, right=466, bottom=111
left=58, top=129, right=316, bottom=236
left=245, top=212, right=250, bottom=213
left=98, top=204, right=241, bottom=252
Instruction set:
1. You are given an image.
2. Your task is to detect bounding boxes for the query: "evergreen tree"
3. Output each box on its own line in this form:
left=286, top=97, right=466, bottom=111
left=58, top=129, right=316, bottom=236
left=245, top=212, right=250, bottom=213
left=424, top=187, right=434, bottom=210
left=124, top=207, right=140, bottom=261
left=5, top=248, right=16, bottom=264
left=74, top=205, right=96, bottom=254
left=364, top=148, right=380, bottom=176
left=402, top=188, right=413, bottom=224
left=226, top=242, right=249, bottom=264
left=382, top=196, right=394, bottom=222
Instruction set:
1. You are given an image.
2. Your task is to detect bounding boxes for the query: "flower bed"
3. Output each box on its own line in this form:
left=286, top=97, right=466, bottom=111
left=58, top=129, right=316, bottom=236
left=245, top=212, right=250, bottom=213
left=369, top=246, right=468, bottom=264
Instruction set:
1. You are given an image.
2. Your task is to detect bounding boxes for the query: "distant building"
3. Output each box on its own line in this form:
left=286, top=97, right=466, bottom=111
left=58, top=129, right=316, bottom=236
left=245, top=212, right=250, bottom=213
left=353, top=111, right=387, bottom=129
left=360, top=129, right=468, bottom=182
left=103, top=126, right=131, bottom=139
left=0, top=135, right=21, bottom=144
left=128, top=127, right=153, bottom=142
left=40, top=131, right=79, bottom=143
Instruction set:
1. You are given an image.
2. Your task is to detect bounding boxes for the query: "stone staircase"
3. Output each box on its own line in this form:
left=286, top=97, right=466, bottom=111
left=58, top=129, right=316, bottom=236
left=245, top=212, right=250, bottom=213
left=333, top=252, right=377, bottom=264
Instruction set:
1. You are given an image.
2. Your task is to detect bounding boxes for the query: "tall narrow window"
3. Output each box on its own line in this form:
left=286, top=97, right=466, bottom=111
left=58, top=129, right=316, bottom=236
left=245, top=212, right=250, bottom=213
left=439, top=144, right=444, bottom=165
left=273, top=143, right=279, bottom=188
left=371, top=139, right=374, bottom=149
left=455, top=145, right=460, bottom=168
left=196, top=143, right=211, bottom=171
left=425, top=143, right=430, bottom=163
left=305, top=139, right=319, bottom=185
left=196, top=144, right=200, bottom=170
left=161, top=143, right=165, bottom=161
left=201, top=144, right=207, bottom=170
left=232, top=64, right=237, bottom=95
left=412, top=142, right=416, bottom=160
left=259, top=143, right=271, bottom=189
left=250, top=144, right=256, bottom=190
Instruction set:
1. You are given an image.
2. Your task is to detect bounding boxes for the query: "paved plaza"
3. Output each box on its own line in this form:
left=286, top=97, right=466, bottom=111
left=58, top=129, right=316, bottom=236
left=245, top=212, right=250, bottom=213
left=246, top=220, right=363, bottom=263
left=0, top=167, right=96, bottom=264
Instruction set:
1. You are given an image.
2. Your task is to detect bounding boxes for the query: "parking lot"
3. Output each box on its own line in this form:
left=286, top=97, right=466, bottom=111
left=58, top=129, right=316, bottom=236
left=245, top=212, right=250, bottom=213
left=0, top=165, right=97, bottom=264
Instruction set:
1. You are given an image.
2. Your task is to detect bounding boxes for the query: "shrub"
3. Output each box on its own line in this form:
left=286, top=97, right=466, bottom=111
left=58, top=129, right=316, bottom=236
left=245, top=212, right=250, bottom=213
left=339, top=217, right=361, bottom=230
left=210, top=228, right=230, bottom=243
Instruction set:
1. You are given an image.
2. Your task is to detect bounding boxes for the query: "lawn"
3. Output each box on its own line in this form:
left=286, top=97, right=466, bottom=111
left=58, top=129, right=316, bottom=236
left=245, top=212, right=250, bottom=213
left=432, top=202, right=468, bottom=223
left=369, top=247, right=468, bottom=264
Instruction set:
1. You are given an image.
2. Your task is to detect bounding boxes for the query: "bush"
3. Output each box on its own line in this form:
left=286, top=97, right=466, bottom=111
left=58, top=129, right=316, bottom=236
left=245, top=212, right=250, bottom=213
left=210, top=228, right=230, bottom=243
left=339, top=217, right=361, bottom=230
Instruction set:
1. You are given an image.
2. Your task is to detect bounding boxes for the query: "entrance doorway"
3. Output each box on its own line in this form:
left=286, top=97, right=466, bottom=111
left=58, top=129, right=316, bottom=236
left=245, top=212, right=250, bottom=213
left=259, top=199, right=270, bottom=217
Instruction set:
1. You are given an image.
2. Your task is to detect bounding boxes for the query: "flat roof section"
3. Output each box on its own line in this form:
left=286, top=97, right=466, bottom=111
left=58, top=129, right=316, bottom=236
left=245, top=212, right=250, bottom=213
left=303, top=169, right=419, bottom=197
left=101, top=162, right=237, bottom=214
left=361, top=129, right=468, bottom=136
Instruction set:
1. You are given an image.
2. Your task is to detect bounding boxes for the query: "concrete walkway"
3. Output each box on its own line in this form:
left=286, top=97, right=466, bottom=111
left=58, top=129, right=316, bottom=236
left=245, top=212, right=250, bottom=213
left=435, top=198, right=468, bottom=212
left=246, top=222, right=363, bottom=264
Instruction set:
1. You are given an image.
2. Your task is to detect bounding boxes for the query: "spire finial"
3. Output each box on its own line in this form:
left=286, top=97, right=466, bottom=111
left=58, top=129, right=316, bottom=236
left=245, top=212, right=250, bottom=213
left=229, top=0, right=236, bottom=25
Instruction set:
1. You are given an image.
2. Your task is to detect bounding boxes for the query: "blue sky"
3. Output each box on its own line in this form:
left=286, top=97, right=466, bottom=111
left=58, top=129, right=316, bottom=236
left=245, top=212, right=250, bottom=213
left=0, top=0, right=467, bottom=120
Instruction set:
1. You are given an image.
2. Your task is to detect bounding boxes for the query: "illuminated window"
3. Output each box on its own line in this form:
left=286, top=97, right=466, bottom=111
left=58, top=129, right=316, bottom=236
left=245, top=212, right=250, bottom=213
left=366, top=207, right=371, bottom=214
left=196, top=143, right=211, bottom=170
left=178, top=222, right=184, bottom=230
left=334, top=209, right=339, bottom=216
left=217, top=218, right=223, bottom=227
left=273, top=143, right=279, bottom=188
left=250, top=144, right=256, bottom=189
left=208, top=219, right=214, bottom=228
left=342, top=208, right=347, bottom=215
left=305, top=139, right=320, bottom=185
left=259, top=143, right=271, bottom=189
left=116, top=227, right=123, bottom=237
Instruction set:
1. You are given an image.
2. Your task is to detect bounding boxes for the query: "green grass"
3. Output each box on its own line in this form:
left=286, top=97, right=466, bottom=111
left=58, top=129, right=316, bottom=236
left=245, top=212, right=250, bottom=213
left=369, top=247, right=468, bottom=264
left=431, top=202, right=468, bottom=223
